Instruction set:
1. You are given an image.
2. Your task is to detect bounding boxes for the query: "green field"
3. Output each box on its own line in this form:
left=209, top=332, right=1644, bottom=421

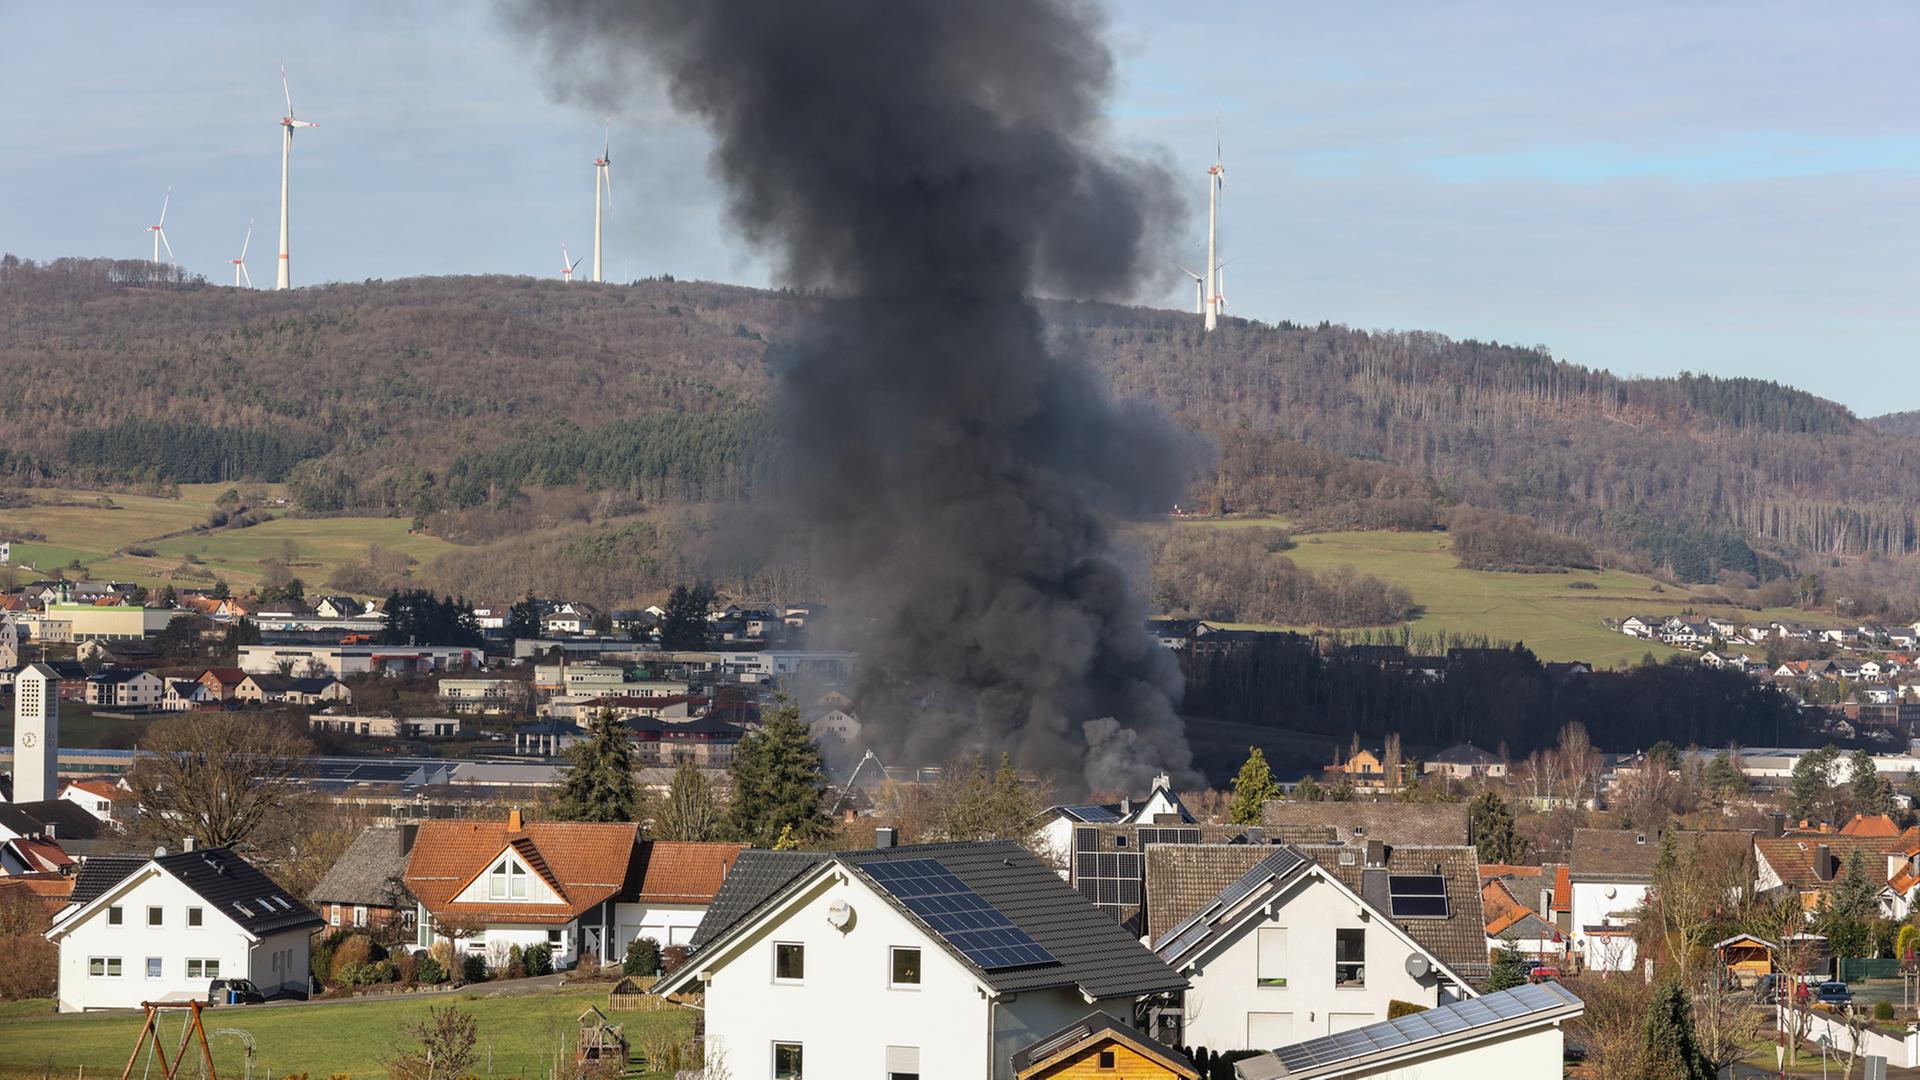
left=0, top=987, right=693, bottom=1080
left=0, top=485, right=455, bottom=595
left=1180, top=522, right=1806, bottom=667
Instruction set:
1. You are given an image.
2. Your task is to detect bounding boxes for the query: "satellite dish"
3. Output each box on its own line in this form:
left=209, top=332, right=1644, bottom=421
left=1405, top=954, right=1431, bottom=979
left=1604, top=886, right=1617, bottom=899
left=826, top=899, right=854, bottom=930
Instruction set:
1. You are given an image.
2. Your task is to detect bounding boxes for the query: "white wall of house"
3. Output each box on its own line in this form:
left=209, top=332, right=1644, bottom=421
left=697, top=866, right=1133, bottom=1080
left=61, top=787, right=117, bottom=822
left=1299, top=1022, right=1566, bottom=1080
left=613, top=901, right=707, bottom=951
left=50, top=868, right=309, bottom=1012
left=1178, top=872, right=1453, bottom=1052
left=1035, top=816, right=1075, bottom=879
left=1570, top=881, right=1647, bottom=955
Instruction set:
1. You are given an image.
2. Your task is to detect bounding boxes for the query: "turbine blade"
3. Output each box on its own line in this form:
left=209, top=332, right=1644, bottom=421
left=282, top=63, right=294, bottom=116
left=603, top=163, right=613, bottom=215
left=241, top=264, right=253, bottom=288
left=158, top=188, right=171, bottom=227
left=158, top=229, right=175, bottom=262
left=602, top=116, right=610, bottom=161
left=1175, top=263, right=1200, bottom=280
left=241, top=220, right=253, bottom=260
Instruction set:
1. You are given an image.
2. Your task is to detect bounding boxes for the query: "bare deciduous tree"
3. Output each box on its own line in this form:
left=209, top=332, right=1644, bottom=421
left=127, top=712, right=313, bottom=857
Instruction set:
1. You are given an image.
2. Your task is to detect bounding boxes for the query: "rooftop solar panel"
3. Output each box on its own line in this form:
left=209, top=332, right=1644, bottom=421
left=862, top=858, right=1059, bottom=972
left=1063, top=804, right=1123, bottom=823
left=1386, top=873, right=1449, bottom=918
left=1269, top=983, right=1581, bottom=1073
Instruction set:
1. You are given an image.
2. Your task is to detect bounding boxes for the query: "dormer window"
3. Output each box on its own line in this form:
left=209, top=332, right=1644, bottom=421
left=489, top=858, right=529, bottom=900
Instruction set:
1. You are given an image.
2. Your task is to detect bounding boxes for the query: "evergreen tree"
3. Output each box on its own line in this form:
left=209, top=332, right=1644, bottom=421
left=1787, top=745, right=1840, bottom=823
left=1227, top=747, right=1282, bottom=824
left=659, top=583, right=713, bottom=651
left=725, top=700, right=832, bottom=848
left=1848, top=747, right=1895, bottom=816
left=1468, top=790, right=1528, bottom=864
left=1486, top=940, right=1529, bottom=992
left=654, top=759, right=722, bottom=842
left=505, top=593, right=540, bottom=640
left=1702, top=750, right=1748, bottom=803
left=210, top=578, right=230, bottom=600
left=1292, top=775, right=1325, bottom=802
left=1638, top=981, right=1713, bottom=1080
left=552, top=710, right=641, bottom=823
left=1817, top=849, right=1880, bottom=958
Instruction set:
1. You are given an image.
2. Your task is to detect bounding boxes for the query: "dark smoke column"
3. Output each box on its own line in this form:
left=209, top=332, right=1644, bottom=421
left=514, top=0, right=1199, bottom=792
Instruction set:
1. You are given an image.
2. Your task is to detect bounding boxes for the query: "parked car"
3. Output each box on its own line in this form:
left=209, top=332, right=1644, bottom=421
left=1815, top=982, right=1853, bottom=1007
left=208, top=978, right=265, bottom=1006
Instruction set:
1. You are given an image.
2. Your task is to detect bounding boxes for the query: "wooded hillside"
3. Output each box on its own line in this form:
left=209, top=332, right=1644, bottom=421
left=4, top=254, right=1917, bottom=603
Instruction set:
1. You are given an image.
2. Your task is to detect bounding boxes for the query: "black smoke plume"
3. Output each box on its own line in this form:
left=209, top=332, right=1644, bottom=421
left=511, top=0, right=1201, bottom=792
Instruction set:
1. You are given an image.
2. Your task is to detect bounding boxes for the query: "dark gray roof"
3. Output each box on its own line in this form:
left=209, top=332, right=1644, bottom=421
left=0, top=800, right=105, bottom=843
left=89, top=667, right=159, bottom=685
left=1300, top=844, right=1490, bottom=984
left=1152, top=847, right=1311, bottom=961
left=1427, top=744, right=1500, bottom=767
left=308, top=825, right=417, bottom=908
left=685, top=841, right=1185, bottom=1000
left=155, top=847, right=323, bottom=937
left=1236, top=981, right=1584, bottom=1080
left=69, top=855, right=147, bottom=907
left=1260, top=802, right=1470, bottom=846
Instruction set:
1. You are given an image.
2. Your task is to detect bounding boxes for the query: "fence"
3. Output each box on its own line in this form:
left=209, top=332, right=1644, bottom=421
left=1840, top=959, right=1903, bottom=982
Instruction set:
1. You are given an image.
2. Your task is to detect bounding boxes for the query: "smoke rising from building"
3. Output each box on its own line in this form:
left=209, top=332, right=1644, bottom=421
left=511, top=0, right=1201, bottom=792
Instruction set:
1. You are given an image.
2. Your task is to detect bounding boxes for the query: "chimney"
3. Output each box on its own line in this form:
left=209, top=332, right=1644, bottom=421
left=1365, top=839, right=1386, bottom=868
left=1815, top=843, right=1833, bottom=881
left=1770, top=812, right=1787, bottom=838
left=183, top=836, right=196, bottom=853
left=400, top=823, right=420, bottom=855
left=507, top=807, right=523, bottom=832
left=875, top=827, right=898, bottom=849
left=1119, top=797, right=1133, bottom=816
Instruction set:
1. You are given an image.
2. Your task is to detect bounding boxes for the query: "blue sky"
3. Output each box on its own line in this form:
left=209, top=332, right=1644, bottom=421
left=3, top=2, right=1915, bottom=414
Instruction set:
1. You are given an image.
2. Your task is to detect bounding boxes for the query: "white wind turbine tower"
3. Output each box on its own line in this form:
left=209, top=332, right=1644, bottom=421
left=145, top=189, right=175, bottom=267
left=230, top=220, right=255, bottom=287
left=592, top=122, right=612, bottom=283
left=277, top=64, right=318, bottom=291
left=1204, top=127, right=1225, bottom=332
left=1176, top=264, right=1205, bottom=314
left=561, top=242, right=583, bottom=283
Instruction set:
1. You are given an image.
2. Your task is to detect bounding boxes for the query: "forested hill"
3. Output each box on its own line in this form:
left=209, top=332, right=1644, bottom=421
left=1870, top=411, right=1920, bottom=438
left=3, top=254, right=1917, bottom=590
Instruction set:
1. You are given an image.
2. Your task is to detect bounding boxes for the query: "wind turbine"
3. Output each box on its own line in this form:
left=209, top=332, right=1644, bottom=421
left=561, top=242, right=583, bottom=283
left=1176, top=264, right=1205, bottom=314
left=230, top=220, right=254, bottom=288
left=1204, top=124, right=1225, bottom=332
left=592, top=121, right=611, bottom=284
left=276, top=64, right=318, bottom=290
left=1213, top=255, right=1239, bottom=314
left=145, top=189, right=175, bottom=267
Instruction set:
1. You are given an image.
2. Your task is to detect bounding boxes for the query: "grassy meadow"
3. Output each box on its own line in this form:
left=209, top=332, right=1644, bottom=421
left=0, top=987, right=694, bottom=1080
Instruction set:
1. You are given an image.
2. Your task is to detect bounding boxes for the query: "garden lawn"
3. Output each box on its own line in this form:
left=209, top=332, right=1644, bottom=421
left=0, top=987, right=694, bottom=1080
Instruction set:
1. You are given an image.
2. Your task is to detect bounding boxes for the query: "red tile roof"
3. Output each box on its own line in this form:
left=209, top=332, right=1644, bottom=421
left=62, top=778, right=133, bottom=801
left=1841, top=814, right=1902, bottom=838
left=1478, top=863, right=1543, bottom=880
left=6, top=838, right=75, bottom=873
left=1755, top=835, right=1908, bottom=889
left=632, top=841, right=746, bottom=904
left=1552, top=864, right=1571, bottom=912
left=404, top=817, right=639, bottom=923
left=1482, top=878, right=1534, bottom=937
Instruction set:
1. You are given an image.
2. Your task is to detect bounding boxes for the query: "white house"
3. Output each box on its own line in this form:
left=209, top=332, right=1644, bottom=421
left=653, top=840, right=1187, bottom=1080
left=1150, top=846, right=1476, bottom=1051
left=1568, top=829, right=1659, bottom=971
left=84, top=668, right=166, bottom=709
left=45, top=847, right=322, bottom=1011
left=1032, top=773, right=1195, bottom=874
left=1232, top=982, right=1584, bottom=1080
left=613, top=840, right=746, bottom=954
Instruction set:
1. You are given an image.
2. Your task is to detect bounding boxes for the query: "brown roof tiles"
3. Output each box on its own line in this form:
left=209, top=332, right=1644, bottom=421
left=405, top=818, right=639, bottom=922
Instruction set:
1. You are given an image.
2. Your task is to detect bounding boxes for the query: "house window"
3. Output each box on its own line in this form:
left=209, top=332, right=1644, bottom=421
left=774, top=942, right=805, bottom=982
left=1098, top=1049, right=1117, bottom=1069
left=187, top=959, right=220, bottom=979
left=108, top=906, right=123, bottom=926
left=353, top=906, right=368, bottom=928
left=90, top=957, right=124, bottom=977
left=1335, top=928, right=1366, bottom=987
left=548, top=929, right=564, bottom=949
left=188, top=907, right=203, bottom=927
left=147, top=957, right=163, bottom=979
left=330, top=906, right=342, bottom=927
left=1256, top=927, right=1289, bottom=987
left=488, top=858, right=529, bottom=900
left=890, top=947, right=921, bottom=987
left=773, top=1042, right=803, bottom=1080
left=148, top=906, right=163, bottom=927
left=886, top=1045, right=920, bottom=1079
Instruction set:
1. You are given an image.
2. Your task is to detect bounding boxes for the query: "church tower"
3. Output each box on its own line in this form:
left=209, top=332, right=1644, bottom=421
left=13, top=663, right=57, bottom=802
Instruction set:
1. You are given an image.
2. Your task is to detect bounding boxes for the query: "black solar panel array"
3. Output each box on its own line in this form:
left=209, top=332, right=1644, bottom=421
left=1072, top=825, right=1203, bottom=927
left=1151, top=847, right=1307, bottom=958
left=1386, top=874, right=1449, bottom=918
left=1062, top=804, right=1124, bottom=823
left=863, top=858, right=1059, bottom=971
left=1270, top=983, right=1580, bottom=1071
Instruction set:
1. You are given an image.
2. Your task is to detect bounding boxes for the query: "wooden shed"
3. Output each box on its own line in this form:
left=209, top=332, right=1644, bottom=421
left=1013, top=1012, right=1199, bottom=1080
left=1715, top=933, right=1777, bottom=988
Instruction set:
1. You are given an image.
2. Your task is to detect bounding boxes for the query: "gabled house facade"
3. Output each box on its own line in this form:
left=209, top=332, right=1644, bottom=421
left=309, top=824, right=419, bottom=933
left=1149, top=845, right=1476, bottom=1053
left=44, top=847, right=322, bottom=1011
left=654, top=840, right=1187, bottom=1080
left=84, top=668, right=165, bottom=709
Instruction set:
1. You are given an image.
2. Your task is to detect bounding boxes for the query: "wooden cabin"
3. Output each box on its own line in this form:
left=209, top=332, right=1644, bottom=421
left=1013, top=1012, right=1199, bottom=1080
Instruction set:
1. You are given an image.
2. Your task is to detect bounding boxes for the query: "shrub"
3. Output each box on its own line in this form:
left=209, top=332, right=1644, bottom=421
left=624, top=937, right=663, bottom=977
left=506, top=944, right=527, bottom=980
left=392, top=948, right=418, bottom=985
left=415, top=955, right=446, bottom=985
left=661, top=945, right=691, bottom=975
left=1876, top=1000, right=1895, bottom=1021
left=331, top=935, right=374, bottom=985
left=460, top=953, right=488, bottom=984
left=1387, top=999, right=1429, bottom=1018
left=524, top=943, right=553, bottom=977
left=0, top=933, right=57, bottom=999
